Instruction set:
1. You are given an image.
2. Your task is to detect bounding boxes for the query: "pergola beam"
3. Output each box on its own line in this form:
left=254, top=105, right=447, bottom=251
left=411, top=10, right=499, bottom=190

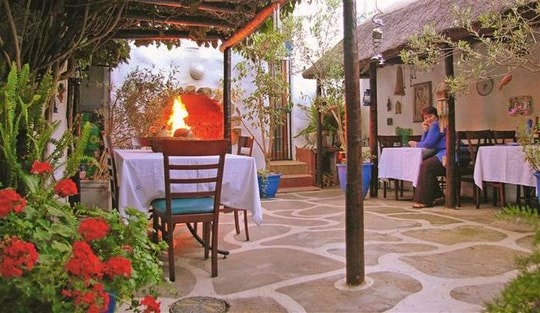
left=112, top=29, right=224, bottom=40
left=134, top=0, right=246, bottom=15
left=219, top=0, right=290, bottom=52
left=124, top=11, right=235, bottom=29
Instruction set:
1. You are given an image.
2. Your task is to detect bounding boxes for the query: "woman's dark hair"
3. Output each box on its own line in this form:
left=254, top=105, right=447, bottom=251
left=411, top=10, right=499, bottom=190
left=421, top=106, right=438, bottom=117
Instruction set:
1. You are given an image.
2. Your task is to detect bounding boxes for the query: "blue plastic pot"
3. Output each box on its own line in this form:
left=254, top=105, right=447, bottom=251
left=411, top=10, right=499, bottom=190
left=336, top=163, right=373, bottom=198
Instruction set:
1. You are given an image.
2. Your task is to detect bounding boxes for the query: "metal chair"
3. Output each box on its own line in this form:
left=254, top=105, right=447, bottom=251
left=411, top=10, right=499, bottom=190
left=103, top=133, right=119, bottom=211
left=222, top=135, right=255, bottom=241
left=151, top=139, right=228, bottom=281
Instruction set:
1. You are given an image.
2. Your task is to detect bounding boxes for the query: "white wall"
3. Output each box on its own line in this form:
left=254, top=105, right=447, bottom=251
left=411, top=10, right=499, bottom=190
left=375, top=54, right=540, bottom=135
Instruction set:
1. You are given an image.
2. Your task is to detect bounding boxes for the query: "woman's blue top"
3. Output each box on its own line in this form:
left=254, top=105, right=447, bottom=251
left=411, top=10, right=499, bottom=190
left=417, top=120, right=446, bottom=162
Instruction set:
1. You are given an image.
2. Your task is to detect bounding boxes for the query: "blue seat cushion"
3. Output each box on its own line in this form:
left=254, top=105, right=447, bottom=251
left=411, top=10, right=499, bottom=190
left=151, top=197, right=215, bottom=214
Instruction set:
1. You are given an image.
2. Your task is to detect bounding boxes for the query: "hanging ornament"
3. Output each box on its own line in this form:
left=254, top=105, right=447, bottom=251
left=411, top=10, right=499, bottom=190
left=434, top=81, right=449, bottom=132
left=394, top=66, right=405, bottom=95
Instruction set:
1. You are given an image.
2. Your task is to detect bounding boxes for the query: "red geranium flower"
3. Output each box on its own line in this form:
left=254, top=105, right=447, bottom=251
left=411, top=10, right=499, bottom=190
left=0, top=189, right=26, bottom=217
left=30, top=160, right=53, bottom=174
left=141, top=295, right=161, bottom=313
left=54, top=178, right=78, bottom=197
left=0, top=237, right=39, bottom=277
left=78, top=217, right=110, bottom=241
left=63, top=283, right=109, bottom=313
left=103, top=256, right=132, bottom=278
left=65, top=241, right=103, bottom=280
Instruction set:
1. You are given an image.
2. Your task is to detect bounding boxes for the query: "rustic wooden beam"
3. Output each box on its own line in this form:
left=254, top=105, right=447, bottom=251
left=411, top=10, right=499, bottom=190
left=219, top=0, right=290, bottom=52
left=124, top=11, right=235, bottom=29
left=134, top=0, right=245, bottom=15
left=112, top=29, right=224, bottom=40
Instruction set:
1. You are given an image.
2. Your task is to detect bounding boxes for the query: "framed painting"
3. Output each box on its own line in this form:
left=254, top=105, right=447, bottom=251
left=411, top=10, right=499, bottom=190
left=413, top=82, right=432, bottom=122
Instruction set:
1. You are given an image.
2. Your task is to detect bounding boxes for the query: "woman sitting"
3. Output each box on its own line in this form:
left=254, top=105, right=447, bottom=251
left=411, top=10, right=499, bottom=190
left=408, top=106, right=446, bottom=208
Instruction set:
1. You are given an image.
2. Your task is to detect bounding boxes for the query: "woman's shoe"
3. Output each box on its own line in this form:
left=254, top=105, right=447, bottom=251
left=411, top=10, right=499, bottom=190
left=412, top=202, right=432, bottom=208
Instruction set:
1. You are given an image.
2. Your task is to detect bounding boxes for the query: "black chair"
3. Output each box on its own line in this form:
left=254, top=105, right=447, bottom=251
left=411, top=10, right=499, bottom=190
left=492, top=130, right=535, bottom=205
left=377, top=135, right=404, bottom=200
left=457, top=130, right=504, bottom=208
left=103, top=134, right=119, bottom=212
left=492, top=130, right=516, bottom=144
left=222, top=135, right=255, bottom=241
left=151, top=139, right=228, bottom=281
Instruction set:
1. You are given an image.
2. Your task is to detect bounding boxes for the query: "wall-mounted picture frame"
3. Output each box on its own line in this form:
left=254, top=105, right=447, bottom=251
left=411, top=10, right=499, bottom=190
left=413, top=81, right=432, bottom=122
left=508, top=95, right=533, bottom=116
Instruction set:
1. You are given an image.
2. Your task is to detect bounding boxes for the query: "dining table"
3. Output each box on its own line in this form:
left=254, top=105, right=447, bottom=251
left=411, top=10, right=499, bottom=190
left=114, top=149, right=263, bottom=225
left=473, top=144, right=536, bottom=190
left=378, top=147, right=424, bottom=187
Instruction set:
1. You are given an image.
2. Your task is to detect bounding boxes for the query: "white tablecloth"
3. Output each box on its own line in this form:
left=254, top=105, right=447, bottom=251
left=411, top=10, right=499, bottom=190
left=115, top=150, right=263, bottom=225
left=473, top=145, right=536, bottom=189
left=378, top=147, right=424, bottom=187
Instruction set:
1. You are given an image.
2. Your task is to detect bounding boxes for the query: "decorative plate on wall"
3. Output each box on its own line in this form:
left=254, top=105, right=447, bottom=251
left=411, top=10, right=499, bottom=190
left=476, top=78, right=493, bottom=96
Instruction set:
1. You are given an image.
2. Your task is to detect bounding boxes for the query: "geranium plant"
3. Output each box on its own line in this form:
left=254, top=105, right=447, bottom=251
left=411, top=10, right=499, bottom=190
left=0, top=65, right=167, bottom=312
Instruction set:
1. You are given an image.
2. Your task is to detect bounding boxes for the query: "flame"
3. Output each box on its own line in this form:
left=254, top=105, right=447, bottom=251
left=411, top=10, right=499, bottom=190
left=167, top=96, right=190, bottom=134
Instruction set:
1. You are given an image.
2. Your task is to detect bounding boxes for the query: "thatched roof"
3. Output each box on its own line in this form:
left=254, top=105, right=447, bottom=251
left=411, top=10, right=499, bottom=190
left=302, top=0, right=518, bottom=79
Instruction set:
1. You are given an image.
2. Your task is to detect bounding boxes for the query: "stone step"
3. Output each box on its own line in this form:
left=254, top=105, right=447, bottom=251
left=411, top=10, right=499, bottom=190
left=277, top=185, right=322, bottom=193
left=278, top=174, right=314, bottom=189
left=268, top=160, right=309, bottom=175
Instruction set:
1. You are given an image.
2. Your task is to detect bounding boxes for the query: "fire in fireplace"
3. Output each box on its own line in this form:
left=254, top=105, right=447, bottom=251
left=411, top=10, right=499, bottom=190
left=161, top=93, right=224, bottom=140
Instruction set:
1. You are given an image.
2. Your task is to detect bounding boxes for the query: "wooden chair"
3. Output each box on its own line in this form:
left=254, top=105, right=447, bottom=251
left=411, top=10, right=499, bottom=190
left=222, top=135, right=255, bottom=241
left=151, top=139, right=228, bottom=281
left=492, top=130, right=535, bottom=205
left=492, top=130, right=516, bottom=144
left=377, top=135, right=404, bottom=200
left=103, top=133, right=119, bottom=212
left=132, top=136, right=151, bottom=148
left=237, top=135, right=254, bottom=156
left=457, top=130, right=503, bottom=208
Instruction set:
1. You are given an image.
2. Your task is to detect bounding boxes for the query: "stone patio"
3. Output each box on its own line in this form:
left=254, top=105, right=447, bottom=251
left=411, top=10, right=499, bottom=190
left=124, top=188, right=536, bottom=313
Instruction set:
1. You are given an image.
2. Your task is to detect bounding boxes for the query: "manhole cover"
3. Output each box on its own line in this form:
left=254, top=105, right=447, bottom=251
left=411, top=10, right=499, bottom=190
left=169, top=296, right=229, bottom=313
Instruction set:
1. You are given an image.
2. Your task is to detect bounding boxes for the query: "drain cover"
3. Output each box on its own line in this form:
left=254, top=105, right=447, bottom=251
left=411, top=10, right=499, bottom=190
left=169, top=296, right=229, bottom=313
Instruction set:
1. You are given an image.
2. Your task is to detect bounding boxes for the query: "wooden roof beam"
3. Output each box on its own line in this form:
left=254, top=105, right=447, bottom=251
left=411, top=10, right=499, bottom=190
left=219, top=0, right=290, bottom=52
left=134, top=0, right=244, bottom=15
left=124, top=11, right=235, bottom=29
left=112, top=29, right=224, bottom=40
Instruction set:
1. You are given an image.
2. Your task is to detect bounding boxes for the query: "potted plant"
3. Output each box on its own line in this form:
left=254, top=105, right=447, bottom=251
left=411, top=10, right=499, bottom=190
left=233, top=16, right=298, bottom=198
left=336, top=150, right=375, bottom=198
left=516, top=123, right=540, bottom=204
left=0, top=65, right=167, bottom=312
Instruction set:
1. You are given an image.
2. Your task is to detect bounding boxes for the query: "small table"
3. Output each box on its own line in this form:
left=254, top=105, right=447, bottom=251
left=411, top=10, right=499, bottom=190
left=115, top=149, right=263, bottom=225
left=473, top=145, right=536, bottom=189
left=378, top=147, right=424, bottom=187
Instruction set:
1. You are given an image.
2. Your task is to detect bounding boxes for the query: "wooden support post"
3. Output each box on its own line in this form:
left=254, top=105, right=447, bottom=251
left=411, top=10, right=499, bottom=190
left=343, top=0, right=365, bottom=286
left=444, top=46, right=456, bottom=208
left=223, top=48, right=232, bottom=153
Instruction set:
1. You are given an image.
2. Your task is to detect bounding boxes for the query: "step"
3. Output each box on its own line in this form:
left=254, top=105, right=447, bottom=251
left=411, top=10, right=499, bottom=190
left=278, top=174, right=314, bottom=188
left=277, top=185, right=322, bottom=193
left=268, top=160, right=309, bottom=175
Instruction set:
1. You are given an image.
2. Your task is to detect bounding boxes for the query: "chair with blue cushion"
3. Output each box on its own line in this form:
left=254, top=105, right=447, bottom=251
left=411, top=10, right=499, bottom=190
left=151, top=139, right=228, bottom=281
